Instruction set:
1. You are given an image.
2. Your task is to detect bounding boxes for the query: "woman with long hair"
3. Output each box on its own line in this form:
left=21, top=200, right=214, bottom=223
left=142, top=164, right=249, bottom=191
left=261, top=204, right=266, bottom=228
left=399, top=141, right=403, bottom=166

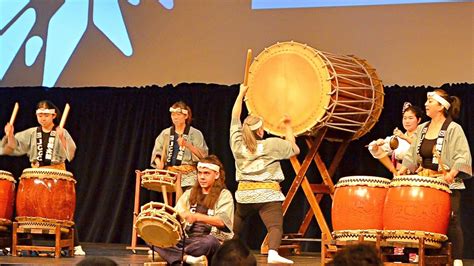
left=230, top=84, right=300, bottom=264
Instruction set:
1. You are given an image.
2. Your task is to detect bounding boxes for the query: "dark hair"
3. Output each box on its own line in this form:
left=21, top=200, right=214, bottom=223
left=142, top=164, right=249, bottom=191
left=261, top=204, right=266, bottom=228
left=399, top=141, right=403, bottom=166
left=402, top=104, right=423, bottom=120
left=211, top=239, right=257, bottom=266
left=433, top=89, right=461, bottom=119
left=171, top=101, right=192, bottom=125
left=329, top=244, right=382, bottom=266
left=36, top=100, right=61, bottom=126
left=76, top=256, right=118, bottom=266
left=189, top=155, right=226, bottom=209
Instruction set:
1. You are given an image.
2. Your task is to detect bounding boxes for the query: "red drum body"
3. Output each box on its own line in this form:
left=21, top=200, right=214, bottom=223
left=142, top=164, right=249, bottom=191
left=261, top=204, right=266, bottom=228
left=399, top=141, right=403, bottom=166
left=383, top=175, right=451, bottom=248
left=332, top=176, right=390, bottom=241
left=246, top=41, right=384, bottom=141
left=0, top=170, right=16, bottom=225
left=16, top=168, right=76, bottom=222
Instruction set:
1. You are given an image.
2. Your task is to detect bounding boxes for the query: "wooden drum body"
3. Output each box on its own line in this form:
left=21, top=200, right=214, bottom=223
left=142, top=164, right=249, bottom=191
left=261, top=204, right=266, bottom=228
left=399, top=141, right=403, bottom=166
left=383, top=175, right=451, bottom=248
left=141, top=169, right=178, bottom=192
left=0, top=170, right=16, bottom=226
left=246, top=41, right=384, bottom=141
left=332, top=176, right=390, bottom=241
left=135, top=202, right=184, bottom=248
left=331, top=176, right=390, bottom=241
left=16, top=168, right=76, bottom=222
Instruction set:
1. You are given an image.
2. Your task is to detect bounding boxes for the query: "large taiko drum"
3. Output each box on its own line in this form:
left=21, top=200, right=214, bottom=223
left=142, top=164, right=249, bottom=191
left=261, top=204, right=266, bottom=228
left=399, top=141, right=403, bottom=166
left=16, top=168, right=76, bottom=222
left=383, top=175, right=451, bottom=248
left=0, top=170, right=16, bottom=226
left=135, top=202, right=184, bottom=248
left=246, top=41, right=384, bottom=141
left=332, top=176, right=390, bottom=241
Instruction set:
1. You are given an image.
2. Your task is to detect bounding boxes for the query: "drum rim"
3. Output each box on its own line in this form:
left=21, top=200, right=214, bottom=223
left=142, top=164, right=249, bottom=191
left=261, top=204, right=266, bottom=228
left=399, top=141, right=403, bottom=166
left=21, top=168, right=75, bottom=182
left=335, top=175, right=391, bottom=188
left=390, top=175, right=451, bottom=193
left=0, top=170, right=16, bottom=183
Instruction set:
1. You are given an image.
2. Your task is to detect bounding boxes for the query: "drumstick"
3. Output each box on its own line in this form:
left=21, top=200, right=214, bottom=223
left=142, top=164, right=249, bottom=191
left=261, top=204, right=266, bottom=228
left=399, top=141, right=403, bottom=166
left=161, top=185, right=169, bottom=205
left=243, top=49, right=252, bottom=86
left=9, top=102, right=19, bottom=125
left=59, top=103, right=70, bottom=128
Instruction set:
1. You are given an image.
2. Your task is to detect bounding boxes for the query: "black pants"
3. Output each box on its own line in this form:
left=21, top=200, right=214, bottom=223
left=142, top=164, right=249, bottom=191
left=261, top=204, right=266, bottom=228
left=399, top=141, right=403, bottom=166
left=448, top=190, right=463, bottom=259
left=232, top=201, right=283, bottom=251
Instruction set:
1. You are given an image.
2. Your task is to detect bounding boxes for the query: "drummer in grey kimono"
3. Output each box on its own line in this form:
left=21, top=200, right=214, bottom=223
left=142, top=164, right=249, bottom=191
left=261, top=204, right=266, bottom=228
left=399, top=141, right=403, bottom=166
left=151, top=101, right=208, bottom=200
left=230, top=84, right=300, bottom=265
left=1, top=100, right=85, bottom=255
left=1, top=100, right=76, bottom=170
left=398, top=89, right=472, bottom=266
left=152, top=155, right=234, bottom=265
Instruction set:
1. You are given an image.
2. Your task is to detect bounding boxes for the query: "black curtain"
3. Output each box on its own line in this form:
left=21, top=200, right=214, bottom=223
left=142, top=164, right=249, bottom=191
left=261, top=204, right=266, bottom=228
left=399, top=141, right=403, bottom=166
left=0, top=83, right=472, bottom=258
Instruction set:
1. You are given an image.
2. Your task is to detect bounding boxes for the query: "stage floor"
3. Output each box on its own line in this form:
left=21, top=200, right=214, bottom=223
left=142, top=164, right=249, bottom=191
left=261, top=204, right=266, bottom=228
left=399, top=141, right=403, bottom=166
left=1, top=243, right=473, bottom=265
left=0, top=243, right=319, bottom=265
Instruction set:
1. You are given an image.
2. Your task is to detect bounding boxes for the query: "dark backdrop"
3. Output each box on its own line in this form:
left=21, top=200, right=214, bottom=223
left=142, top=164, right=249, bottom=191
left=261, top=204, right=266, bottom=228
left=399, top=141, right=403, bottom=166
left=0, top=83, right=472, bottom=257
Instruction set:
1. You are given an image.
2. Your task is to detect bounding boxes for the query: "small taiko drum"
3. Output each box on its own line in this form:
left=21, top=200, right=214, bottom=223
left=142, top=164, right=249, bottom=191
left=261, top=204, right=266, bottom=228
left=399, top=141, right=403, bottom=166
left=0, top=170, right=16, bottom=227
left=135, top=202, right=184, bottom=248
left=141, top=169, right=178, bottom=192
left=246, top=41, right=384, bottom=141
left=332, top=176, right=390, bottom=241
left=16, top=168, right=76, bottom=222
left=383, top=175, right=451, bottom=248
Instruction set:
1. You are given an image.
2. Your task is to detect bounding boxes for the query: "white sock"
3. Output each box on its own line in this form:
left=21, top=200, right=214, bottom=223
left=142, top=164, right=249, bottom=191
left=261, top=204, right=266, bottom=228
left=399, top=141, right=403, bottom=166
left=267, top=249, right=294, bottom=264
left=454, top=259, right=463, bottom=266
left=185, top=255, right=207, bottom=264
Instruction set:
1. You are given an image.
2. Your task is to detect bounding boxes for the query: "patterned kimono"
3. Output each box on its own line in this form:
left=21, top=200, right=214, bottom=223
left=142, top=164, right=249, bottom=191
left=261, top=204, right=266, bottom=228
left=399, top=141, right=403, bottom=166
left=1, top=127, right=76, bottom=166
left=154, top=189, right=234, bottom=264
left=150, top=126, right=208, bottom=187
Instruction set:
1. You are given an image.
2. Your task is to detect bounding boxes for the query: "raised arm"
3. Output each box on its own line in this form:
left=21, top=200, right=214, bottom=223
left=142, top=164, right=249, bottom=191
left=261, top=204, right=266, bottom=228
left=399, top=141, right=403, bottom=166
left=231, top=84, right=248, bottom=120
left=282, top=116, right=300, bottom=155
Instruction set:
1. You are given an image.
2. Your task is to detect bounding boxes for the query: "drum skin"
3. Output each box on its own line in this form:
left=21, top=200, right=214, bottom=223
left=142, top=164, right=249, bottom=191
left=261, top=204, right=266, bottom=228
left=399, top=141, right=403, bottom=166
left=332, top=176, right=390, bottom=231
left=383, top=175, right=451, bottom=235
left=246, top=41, right=384, bottom=141
left=16, top=169, right=76, bottom=221
left=0, top=171, right=15, bottom=222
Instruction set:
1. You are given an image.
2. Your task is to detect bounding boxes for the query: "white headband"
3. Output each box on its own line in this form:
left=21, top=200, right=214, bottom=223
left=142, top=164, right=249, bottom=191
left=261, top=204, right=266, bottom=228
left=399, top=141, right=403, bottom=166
left=36, top=108, right=56, bottom=114
left=169, top=107, right=188, bottom=115
left=427, top=92, right=450, bottom=110
left=249, top=119, right=263, bottom=131
left=197, top=162, right=220, bottom=173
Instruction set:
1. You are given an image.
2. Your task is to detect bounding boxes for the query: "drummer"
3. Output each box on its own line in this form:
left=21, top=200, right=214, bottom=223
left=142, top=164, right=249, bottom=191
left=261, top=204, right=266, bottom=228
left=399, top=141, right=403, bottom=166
left=397, top=90, right=472, bottom=266
left=152, top=155, right=234, bottom=265
left=368, top=102, right=423, bottom=174
left=1, top=100, right=85, bottom=256
left=230, top=84, right=300, bottom=264
left=150, top=101, right=208, bottom=199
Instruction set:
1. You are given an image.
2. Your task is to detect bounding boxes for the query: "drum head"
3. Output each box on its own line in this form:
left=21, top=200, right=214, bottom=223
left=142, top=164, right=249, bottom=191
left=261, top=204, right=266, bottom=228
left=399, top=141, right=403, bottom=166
left=137, top=219, right=181, bottom=248
left=247, top=41, right=331, bottom=137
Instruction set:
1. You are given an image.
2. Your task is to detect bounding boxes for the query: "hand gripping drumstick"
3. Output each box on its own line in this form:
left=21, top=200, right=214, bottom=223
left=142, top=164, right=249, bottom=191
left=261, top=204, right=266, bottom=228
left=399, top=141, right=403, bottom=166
left=59, top=103, right=70, bottom=128
left=9, top=102, right=19, bottom=125
left=243, top=49, right=252, bottom=86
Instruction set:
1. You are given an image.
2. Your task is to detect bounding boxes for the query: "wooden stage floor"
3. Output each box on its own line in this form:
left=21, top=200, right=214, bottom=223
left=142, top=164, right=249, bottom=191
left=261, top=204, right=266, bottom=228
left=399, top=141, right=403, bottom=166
left=0, top=243, right=320, bottom=265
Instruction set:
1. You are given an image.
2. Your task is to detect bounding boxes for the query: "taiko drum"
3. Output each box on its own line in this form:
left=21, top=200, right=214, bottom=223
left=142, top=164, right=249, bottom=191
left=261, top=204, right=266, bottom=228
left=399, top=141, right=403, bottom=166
left=332, top=176, right=390, bottom=232
left=16, top=168, right=76, bottom=221
left=383, top=175, right=451, bottom=235
left=0, top=170, right=16, bottom=224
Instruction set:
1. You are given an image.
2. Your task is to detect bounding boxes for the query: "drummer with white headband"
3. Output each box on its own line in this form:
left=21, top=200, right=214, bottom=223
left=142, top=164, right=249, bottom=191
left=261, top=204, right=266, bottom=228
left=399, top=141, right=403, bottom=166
left=150, top=101, right=209, bottom=200
left=398, top=89, right=472, bottom=266
left=1, top=100, right=76, bottom=170
left=1, top=100, right=85, bottom=256
left=152, top=155, right=234, bottom=265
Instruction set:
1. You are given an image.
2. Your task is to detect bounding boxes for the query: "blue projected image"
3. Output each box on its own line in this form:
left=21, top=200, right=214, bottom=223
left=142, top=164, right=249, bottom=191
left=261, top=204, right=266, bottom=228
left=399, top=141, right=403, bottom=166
left=0, top=0, right=174, bottom=87
left=252, top=0, right=463, bottom=9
